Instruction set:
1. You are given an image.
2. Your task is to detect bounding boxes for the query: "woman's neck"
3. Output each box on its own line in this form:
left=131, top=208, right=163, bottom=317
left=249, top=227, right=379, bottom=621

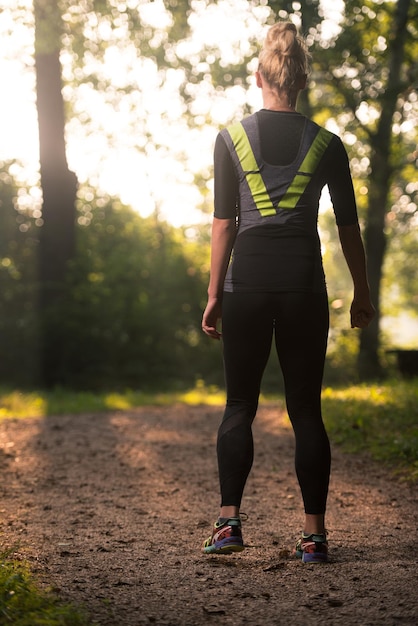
left=262, top=86, right=298, bottom=112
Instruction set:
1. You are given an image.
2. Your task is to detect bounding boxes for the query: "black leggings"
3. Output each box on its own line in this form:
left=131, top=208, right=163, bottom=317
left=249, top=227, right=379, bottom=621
left=218, top=291, right=331, bottom=515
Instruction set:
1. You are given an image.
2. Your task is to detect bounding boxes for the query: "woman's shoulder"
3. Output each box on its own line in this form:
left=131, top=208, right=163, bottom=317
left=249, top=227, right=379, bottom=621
left=307, top=119, right=345, bottom=147
left=219, top=112, right=258, bottom=135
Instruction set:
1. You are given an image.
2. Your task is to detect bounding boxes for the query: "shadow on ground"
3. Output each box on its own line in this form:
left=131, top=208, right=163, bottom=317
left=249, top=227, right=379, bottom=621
left=0, top=405, right=416, bottom=625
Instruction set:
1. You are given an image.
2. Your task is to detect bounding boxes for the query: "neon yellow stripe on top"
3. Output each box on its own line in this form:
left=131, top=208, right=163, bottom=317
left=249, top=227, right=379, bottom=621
left=278, top=128, right=333, bottom=210
left=228, top=123, right=333, bottom=215
left=228, top=123, right=276, bottom=217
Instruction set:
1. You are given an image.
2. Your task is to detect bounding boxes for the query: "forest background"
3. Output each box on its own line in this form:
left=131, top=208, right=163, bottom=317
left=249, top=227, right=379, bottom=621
left=0, top=0, right=417, bottom=392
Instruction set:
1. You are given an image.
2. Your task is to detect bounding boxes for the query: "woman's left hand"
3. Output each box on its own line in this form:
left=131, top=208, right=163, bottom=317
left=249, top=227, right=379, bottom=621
left=350, top=296, right=376, bottom=328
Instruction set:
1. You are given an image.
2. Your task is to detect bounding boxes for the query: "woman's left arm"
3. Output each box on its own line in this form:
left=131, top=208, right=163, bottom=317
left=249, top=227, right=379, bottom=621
left=338, top=223, right=376, bottom=329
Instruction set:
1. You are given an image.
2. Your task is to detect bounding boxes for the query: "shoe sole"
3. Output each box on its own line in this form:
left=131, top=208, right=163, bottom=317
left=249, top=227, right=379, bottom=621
left=203, top=536, right=245, bottom=555
left=203, top=543, right=245, bottom=554
left=302, top=552, right=328, bottom=563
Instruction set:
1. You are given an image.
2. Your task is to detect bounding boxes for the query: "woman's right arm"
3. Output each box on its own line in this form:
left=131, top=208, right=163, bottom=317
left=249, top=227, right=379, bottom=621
left=202, top=133, right=238, bottom=340
left=202, top=217, right=237, bottom=340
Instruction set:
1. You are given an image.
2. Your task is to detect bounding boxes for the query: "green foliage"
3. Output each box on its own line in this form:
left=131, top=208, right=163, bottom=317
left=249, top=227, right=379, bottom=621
left=383, top=220, right=418, bottom=318
left=0, top=169, right=223, bottom=391
left=0, top=551, right=91, bottom=625
left=311, top=0, right=418, bottom=324
left=49, top=189, right=222, bottom=390
left=0, top=162, right=40, bottom=386
left=322, top=380, right=418, bottom=481
left=4, top=1, right=418, bottom=388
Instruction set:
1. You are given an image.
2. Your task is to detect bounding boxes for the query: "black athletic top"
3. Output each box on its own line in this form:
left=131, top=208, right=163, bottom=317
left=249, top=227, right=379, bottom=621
left=214, top=110, right=358, bottom=294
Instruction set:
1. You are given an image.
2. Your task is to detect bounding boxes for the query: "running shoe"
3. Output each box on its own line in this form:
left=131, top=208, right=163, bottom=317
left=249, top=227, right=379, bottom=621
left=295, top=532, right=328, bottom=563
left=202, top=517, right=244, bottom=554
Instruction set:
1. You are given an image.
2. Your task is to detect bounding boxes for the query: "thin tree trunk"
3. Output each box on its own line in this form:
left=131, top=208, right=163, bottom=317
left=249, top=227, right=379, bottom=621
left=34, top=0, right=78, bottom=387
left=359, top=147, right=390, bottom=379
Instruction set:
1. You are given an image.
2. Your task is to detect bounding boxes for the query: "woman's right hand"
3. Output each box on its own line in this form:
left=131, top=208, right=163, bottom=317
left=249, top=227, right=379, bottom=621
left=202, top=297, right=223, bottom=340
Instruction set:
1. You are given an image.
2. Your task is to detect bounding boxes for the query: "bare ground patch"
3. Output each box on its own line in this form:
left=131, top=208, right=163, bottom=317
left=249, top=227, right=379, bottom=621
left=0, top=405, right=416, bottom=625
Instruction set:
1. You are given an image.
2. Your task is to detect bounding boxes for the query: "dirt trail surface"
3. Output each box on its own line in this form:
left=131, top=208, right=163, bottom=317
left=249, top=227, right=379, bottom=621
left=0, top=405, right=417, bottom=626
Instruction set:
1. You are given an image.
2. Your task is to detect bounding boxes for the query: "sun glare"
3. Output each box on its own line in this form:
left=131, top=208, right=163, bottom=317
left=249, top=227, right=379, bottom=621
left=1, top=0, right=344, bottom=226
left=0, top=1, right=38, bottom=182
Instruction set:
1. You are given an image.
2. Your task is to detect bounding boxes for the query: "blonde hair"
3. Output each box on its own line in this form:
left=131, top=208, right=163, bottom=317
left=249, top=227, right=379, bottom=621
left=258, top=22, right=310, bottom=92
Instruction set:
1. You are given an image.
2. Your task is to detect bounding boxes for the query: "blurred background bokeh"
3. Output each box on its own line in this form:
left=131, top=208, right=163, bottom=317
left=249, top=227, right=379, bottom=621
left=0, top=0, right=417, bottom=391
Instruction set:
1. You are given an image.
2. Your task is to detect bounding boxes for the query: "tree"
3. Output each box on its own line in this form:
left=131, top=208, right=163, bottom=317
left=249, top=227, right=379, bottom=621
left=24, top=0, right=417, bottom=388
left=311, top=0, right=417, bottom=377
left=34, top=0, right=78, bottom=386
left=358, top=0, right=415, bottom=377
left=32, top=0, right=193, bottom=386
left=31, top=0, right=265, bottom=386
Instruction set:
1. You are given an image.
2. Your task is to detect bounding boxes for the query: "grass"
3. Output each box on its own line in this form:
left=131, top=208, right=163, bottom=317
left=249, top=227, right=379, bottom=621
left=0, top=379, right=416, bottom=623
left=0, top=550, right=91, bottom=625
left=0, top=380, right=417, bottom=482
left=0, top=380, right=226, bottom=419
left=321, top=380, right=418, bottom=482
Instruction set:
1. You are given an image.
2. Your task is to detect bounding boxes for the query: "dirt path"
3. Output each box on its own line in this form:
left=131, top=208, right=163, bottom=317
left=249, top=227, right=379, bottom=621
left=0, top=404, right=417, bottom=625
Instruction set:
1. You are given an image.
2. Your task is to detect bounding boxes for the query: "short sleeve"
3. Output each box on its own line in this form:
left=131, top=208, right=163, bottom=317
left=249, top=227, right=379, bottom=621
left=326, top=137, right=359, bottom=227
left=213, top=133, right=239, bottom=219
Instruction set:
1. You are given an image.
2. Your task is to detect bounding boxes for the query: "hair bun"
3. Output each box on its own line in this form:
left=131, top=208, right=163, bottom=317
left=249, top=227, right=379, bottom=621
left=258, top=21, right=310, bottom=91
left=268, top=22, right=298, bottom=56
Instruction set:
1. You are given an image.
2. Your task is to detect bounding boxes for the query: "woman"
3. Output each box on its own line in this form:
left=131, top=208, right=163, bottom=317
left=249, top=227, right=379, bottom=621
left=201, top=21, right=375, bottom=563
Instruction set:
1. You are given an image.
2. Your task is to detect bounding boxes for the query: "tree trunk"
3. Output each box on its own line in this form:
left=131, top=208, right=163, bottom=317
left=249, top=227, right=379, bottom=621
left=358, top=0, right=411, bottom=379
left=35, top=0, right=78, bottom=387
left=359, top=145, right=390, bottom=379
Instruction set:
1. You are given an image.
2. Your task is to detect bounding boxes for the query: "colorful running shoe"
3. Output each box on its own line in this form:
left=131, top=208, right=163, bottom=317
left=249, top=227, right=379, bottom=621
left=202, top=518, right=244, bottom=554
left=295, top=532, right=328, bottom=563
